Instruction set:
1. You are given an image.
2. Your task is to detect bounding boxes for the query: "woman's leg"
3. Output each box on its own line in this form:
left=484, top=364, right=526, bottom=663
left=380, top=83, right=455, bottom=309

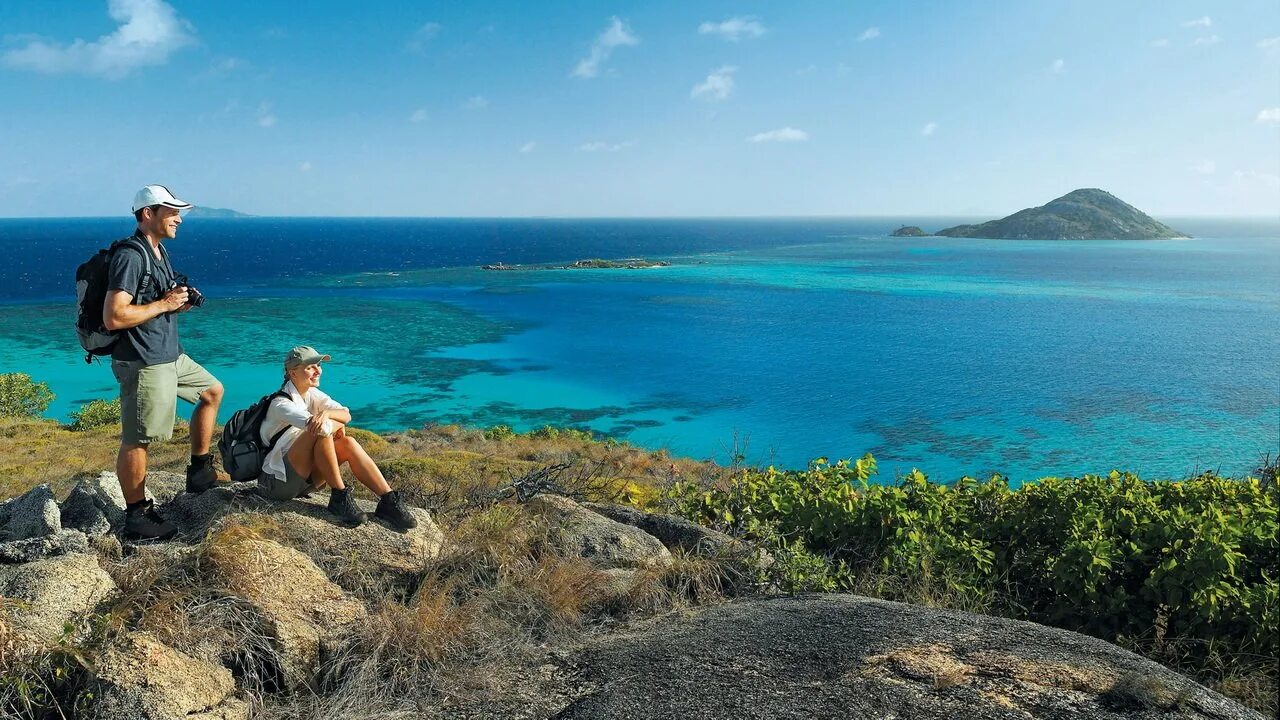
left=310, top=434, right=347, bottom=490
left=334, top=433, right=391, bottom=496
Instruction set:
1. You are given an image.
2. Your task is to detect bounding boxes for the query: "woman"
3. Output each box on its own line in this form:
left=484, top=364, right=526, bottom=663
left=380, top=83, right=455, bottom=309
left=257, top=345, right=416, bottom=530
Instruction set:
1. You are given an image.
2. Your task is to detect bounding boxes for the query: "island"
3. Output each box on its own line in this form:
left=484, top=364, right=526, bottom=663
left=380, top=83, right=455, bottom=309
left=889, top=225, right=928, bottom=237
left=935, top=188, right=1187, bottom=240
left=483, top=258, right=672, bottom=271
left=184, top=206, right=252, bottom=218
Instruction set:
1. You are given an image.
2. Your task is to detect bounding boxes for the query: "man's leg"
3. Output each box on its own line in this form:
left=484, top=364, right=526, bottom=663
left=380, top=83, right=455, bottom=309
left=117, top=442, right=148, bottom=504
left=189, top=382, right=224, bottom=456
left=175, top=355, right=222, bottom=493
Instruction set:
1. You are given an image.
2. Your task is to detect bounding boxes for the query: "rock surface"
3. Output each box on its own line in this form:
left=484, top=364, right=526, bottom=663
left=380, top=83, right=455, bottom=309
left=527, top=494, right=672, bottom=569
left=936, top=188, right=1186, bottom=240
left=583, top=502, right=743, bottom=557
left=1, top=484, right=61, bottom=541
left=0, top=528, right=90, bottom=563
left=553, top=594, right=1263, bottom=720
left=0, top=553, right=116, bottom=641
left=88, top=631, right=248, bottom=720
left=205, top=537, right=368, bottom=690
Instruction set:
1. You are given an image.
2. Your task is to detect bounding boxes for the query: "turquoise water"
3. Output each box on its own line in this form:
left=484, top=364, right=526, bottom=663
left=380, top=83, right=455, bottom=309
left=0, top=218, right=1276, bottom=482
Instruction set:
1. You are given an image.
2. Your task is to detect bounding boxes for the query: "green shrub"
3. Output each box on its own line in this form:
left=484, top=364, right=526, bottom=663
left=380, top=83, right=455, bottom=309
left=669, top=456, right=1280, bottom=663
left=68, top=398, right=121, bottom=431
left=0, top=373, right=54, bottom=419
left=484, top=424, right=515, bottom=441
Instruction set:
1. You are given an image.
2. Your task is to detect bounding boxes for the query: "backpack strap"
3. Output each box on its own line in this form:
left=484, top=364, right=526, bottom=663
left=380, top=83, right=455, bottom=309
left=111, top=236, right=154, bottom=302
left=263, top=390, right=295, bottom=453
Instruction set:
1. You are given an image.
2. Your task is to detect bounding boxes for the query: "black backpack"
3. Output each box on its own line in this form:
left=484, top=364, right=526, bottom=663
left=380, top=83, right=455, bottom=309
left=218, top=390, right=291, bottom=482
left=74, top=236, right=153, bottom=363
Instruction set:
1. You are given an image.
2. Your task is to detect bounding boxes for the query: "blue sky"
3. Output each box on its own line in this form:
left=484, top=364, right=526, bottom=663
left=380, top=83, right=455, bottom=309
left=1, top=0, right=1278, bottom=217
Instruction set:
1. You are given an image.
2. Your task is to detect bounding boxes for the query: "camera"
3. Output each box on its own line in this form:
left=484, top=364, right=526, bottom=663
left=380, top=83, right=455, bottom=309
left=173, top=273, right=206, bottom=308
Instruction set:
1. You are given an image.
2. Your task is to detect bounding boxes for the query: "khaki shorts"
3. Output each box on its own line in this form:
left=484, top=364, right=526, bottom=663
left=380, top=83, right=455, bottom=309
left=112, top=353, right=219, bottom=445
left=258, top=457, right=314, bottom=500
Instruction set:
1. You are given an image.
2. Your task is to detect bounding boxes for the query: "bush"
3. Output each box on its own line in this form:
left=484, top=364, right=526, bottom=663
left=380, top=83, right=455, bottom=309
left=68, top=398, right=121, bottom=431
left=669, top=456, right=1280, bottom=664
left=0, top=373, right=53, bottom=419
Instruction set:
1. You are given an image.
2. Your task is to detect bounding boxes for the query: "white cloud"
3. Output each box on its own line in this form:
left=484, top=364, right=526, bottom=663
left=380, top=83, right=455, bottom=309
left=1257, top=108, right=1280, bottom=125
left=1050, top=58, right=1065, bottom=73
left=578, top=140, right=635, bottom=152
left=1182, top=16, right=1212, bottom=28
left=921, top=122, right=937, bottom=137
left=749, top=127, right=808, bottom=143
left=1192, top=35, right=1220, bottom=46
left=572, top=17, right=638, bottom=78
left=519, top=142, right=537, bottom=154
left=698, top=17, right=766, bottom=41
left=2, top=0, right=194, bottom=80
left=691, top=65, right=738, bottom=101
left=256, top=102, right=276, bottom=128
left=410, top=108, right=428, bottom=123
left=856, top=27, right=880, bottom=42
left=462, top=95, right=489, bottom=110
left=1150, top=38, right=1170, bottom=47
left=1194, top=160, right=1216, bottom=175
left=407, top=22, right=441, bottom=51
left=299, top=161, right=312, bottom=173
left=1259, top=36, right=1280, bottom=49
left=1233, top=170, right=1280, bottom=191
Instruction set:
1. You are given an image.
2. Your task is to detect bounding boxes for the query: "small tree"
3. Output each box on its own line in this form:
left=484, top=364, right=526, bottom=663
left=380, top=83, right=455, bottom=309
left=0, top=373, right=54, bottom=418
left=69, top=398, right=121, bottom=431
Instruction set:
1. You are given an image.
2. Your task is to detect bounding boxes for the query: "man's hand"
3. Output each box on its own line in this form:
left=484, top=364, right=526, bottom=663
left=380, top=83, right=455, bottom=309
left=160, top=286, right=189, bottom=313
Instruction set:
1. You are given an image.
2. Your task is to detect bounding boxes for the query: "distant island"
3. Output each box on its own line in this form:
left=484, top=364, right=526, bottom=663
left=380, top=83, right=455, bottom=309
left=483, top=258, right=672, bottom=271
left=889, top=225, right=928, bottom=237
left=184, top=206, right=252, bottom=218
left=935, top=188, right=1187, bottom=240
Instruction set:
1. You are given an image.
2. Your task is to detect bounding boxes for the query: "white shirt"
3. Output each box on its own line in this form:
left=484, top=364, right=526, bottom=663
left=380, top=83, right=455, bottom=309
left=259, top=381, right=347, bottom=481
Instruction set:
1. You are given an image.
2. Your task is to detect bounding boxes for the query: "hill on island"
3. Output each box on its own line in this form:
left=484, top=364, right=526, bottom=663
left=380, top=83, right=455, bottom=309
left=185, top=206, right=252, bottom=218
left=936, top=189, right=1187, bottom=240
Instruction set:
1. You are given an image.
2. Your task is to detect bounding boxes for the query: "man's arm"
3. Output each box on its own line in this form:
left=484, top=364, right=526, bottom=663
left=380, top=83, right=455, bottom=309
left=103, top=287, right=189, bottom=331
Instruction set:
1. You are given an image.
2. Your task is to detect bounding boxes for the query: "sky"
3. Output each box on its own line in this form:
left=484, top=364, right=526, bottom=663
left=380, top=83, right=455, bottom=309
left=1, top=0, right=1278, bottom=217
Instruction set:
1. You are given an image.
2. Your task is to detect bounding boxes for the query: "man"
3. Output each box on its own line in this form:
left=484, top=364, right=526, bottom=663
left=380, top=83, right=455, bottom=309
left=104, top=184, right=224, bottom=540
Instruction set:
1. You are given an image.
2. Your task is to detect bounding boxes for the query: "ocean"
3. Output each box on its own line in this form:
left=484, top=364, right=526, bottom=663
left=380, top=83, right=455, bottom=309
left=0, top=216, right=1276, bottom=483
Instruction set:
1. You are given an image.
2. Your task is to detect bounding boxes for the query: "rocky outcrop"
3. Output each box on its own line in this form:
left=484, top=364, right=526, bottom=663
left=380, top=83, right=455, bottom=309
left=88, top=632, right=248, bottom=720
left=583, top=502, right=744, bottom=557
left=205, top=537, right=368, bottom=690
left=1, top=484, right=60, bottom=541
left=0, top=553, right=116, bottom=642
left=526, top=494, right=672, bottom=569
left=554, top=593, right=1263, bottom=720
left=890, top=225, right=928, bottom=237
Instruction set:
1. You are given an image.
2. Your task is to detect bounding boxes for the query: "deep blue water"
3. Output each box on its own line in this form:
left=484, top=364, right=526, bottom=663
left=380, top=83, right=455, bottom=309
left=0, top=216, right=1276, bottom=482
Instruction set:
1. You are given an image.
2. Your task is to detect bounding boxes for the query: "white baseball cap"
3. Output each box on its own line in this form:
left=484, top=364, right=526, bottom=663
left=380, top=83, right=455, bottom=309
left=132, top=184, right=193, bottom=214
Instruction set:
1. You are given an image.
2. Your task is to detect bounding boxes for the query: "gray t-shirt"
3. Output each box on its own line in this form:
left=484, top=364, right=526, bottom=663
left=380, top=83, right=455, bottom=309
left=107, top=234, right=182, bottom=365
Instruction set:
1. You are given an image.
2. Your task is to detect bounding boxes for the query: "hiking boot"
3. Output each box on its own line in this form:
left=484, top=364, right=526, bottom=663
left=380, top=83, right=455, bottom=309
left=185, top=454, right=217, bottom=494
left=123, top=500, right=178, bottom=541
left=374, top=490, right=418, bottom=531
left=327, top=488, right=366, bottom=527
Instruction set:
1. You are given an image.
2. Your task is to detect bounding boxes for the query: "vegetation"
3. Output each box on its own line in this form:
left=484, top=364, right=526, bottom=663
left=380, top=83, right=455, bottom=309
left=0, top=378, right=1275, bottom=714
left=67, top=398, right=121, bottom=432
left=668, top=455, right=1279, bottom=714
left=0, top=373, right=53, bottom=419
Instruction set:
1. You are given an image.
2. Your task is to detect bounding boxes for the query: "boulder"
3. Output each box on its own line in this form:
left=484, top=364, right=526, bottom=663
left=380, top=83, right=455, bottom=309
left=161, top=483, right=445, bottom=589
left=205, top=537, right=367, bottom=690
left=0, top=529, right=90, bottom=563
left=554, top=594, right=1264, bottom=720
left=0, top=553, right=117, bottom=642
left=582, top=502, right=746, bottom=556
left=1, top=484, right=60, bottom=541
left=64, top=471, right=133, bottom=531
left=60, top=482, right=113, bottom=536
left=88, top=631, right=249, bottom=720
left=526, top=494, right=671, bottom=569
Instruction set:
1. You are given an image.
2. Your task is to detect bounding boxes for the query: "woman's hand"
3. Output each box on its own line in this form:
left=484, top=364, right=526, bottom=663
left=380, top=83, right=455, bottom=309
left=306, top=412, right=327, bottom=435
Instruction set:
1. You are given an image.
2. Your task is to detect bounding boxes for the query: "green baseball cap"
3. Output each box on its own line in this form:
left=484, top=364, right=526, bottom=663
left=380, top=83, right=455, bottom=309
left=284, top=345, right=332, bottom=370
